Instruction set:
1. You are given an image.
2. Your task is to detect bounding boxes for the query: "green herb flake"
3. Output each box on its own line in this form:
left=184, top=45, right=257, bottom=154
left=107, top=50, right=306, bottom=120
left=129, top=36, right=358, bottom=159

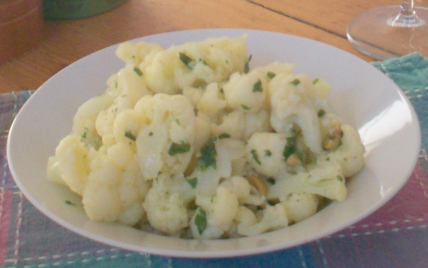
left=267, top=178, right=276, bottom=185
left=179, top=52, right=194, bottom=69
left=149, top=132, right=153, bottom=137
left=252, top=79, right=263, bottom=92
left=115, top=81, right=118, bottom=88
left=219, top=88, right=224, bottom=94
left=125, top=130, right=136, bottom=141
left=241, top=104, right=251, bottom=111
left=251, top=149, right=262, bottom=165
left=197, top=138, right=217, bottom=171
left=283, top=137, right=297, bottom=159
left=186, top=177, right=198, bottom=189
left=168, top=142, right=191, bottom=156
left=82, top=127, right=88, bottom=139
left=318, top=109, right=326, bottom=118
left=218, top=133, right=231, bottom=139
left=195, top=208, right=207, bottom=235
left=133, top=67, right=143, bottom=77
left=290, top=79, right=301, bottom=86
left=175, top=119, right=180, bottom=125
left=313, top=78, right=319, bottom=85
left=265, top=149, right=272, bottom=157
left=65, top=200, right=75, bottom=206
left=244, top=54, right=252, bottom=73
left=267, top=72, right=276, bottom=79
left=337, top=175, right=344, bottom=182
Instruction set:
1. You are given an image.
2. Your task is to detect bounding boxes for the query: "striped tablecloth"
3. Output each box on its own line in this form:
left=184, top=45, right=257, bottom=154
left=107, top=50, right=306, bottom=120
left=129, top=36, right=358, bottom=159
left=1, top=53, right=428, bottom=268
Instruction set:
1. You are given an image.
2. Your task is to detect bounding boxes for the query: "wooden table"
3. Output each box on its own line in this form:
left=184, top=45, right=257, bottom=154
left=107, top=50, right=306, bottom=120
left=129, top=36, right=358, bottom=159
left=0, top=0, right=427, bottom=94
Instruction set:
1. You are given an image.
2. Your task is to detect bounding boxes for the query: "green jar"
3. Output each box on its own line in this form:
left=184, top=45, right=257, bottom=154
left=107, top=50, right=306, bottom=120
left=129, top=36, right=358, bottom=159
left=43, top=0, right=126, bottom=20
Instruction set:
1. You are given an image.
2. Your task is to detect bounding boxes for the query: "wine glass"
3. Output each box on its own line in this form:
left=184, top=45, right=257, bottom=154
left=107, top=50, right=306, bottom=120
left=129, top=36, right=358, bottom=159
left=347, top=0, right=428, bottom=60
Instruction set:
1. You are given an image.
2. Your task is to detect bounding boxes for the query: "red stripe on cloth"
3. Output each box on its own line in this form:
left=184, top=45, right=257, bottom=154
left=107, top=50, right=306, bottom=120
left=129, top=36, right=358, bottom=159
left=0, top=191, right=13, bottom=266
left=338, top=161, right=428, bottom=235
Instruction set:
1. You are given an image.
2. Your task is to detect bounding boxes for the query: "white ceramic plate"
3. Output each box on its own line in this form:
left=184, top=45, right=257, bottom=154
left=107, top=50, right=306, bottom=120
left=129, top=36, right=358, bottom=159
left=7, top=29, right=421, bottom=258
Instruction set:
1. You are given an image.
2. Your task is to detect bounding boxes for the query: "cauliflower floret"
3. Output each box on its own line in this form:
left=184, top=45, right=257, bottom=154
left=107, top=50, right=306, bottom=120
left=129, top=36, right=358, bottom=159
left=54, top=135, right=90, bottom=195
left=252, top=61, right=295, bottom=80
left=327, top=124, right=365, bottom=177
left=145, top=36, right=248, bottom=94
left=220, top=175, right=265, bottom=206
left=72, top=93, right=115, bottom=148
left=246, top=132, right=287, bottom=177
left=82, top=180, right=122, bottom=222
left=269, top=158, right=347, bottom=202
left=213, top=110, right=246, bottom=140
left=143, top=173, right=192, bottom=234
left=80, top=148, right=149, bottom=225
left=223, top=69, right=268, bottom=113
left=237, top=204, right=288, bottom=236
left=191, top=186, right=239, bottom=239
left=116, top=65, right=152, bottom=108
left=280, top=192, right=319, bottom=224
left=269, top=74, right=328, bottom=154
left=115, top=41, right=164, bottom=68
left=195, top=82, right=227, bottom=120
left=134, top=94, right=196, bottom=180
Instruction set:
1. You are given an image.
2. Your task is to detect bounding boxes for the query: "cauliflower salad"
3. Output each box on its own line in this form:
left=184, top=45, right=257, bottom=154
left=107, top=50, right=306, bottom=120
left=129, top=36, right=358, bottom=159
left=46, top=35, right=365, bottom=239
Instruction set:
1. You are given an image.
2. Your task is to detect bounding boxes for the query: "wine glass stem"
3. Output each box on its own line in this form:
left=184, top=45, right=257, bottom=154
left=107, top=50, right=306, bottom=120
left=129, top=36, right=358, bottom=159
left=400, top=0, right=415, bottom=15
left=396, top=0, right=419, bottom=25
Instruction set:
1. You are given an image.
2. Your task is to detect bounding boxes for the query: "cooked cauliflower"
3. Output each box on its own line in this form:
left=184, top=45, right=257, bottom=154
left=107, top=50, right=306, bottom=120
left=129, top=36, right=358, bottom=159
left=47, top=35, right=365, bottom=239
left=143, top=173, right=193, bottom=234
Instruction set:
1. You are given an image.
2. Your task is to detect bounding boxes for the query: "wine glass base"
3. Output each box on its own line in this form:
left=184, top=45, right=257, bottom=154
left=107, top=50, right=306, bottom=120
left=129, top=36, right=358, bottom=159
left=347, top=6, right=428, bottom=60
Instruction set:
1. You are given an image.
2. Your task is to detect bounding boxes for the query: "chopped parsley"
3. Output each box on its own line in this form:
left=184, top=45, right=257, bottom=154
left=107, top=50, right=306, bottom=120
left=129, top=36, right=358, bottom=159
left=218, top=133, right=231, bottom=139
left=133, top=67, right=143, bottom=77
left=149, top=132, right=153, bottom=136
left=267, top=178, right=276, bottom=185
left=124, top=130, right=136, bottom=141
left=290, top=79, right=301, bottom=86
left=241, top=104, right=251, bottom=111
left=318, top=109, right=326, bottom=118
left=195, top=208, right=207, bottom=235
left=265, top=149, right=272, bottom=157
left=283, top=136, right=297, bottom=159
left=267, top=72, right=276, bottom=79
left=82, top=127, right=88, bottom=139
left=168, top=142, right=191, bottom=156
left=179, top=52, right=194, bottom=69
left=337, top=175, right=344, bottom=182
left=197, top=138, right=217, bottom=171
left=65, top=200, right=75, bottom=206
left=186, top=177, right=198, bottom=189
left=244, top=55, right=252, bottom=73
left=252, top=79, right=263, bottom=92
left=313, top=78, right=319, bottom=85
left=251, top=149, right=262, bottom=165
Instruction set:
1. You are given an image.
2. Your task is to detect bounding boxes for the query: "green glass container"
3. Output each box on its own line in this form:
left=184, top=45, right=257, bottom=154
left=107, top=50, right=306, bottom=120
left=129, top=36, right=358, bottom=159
left=43, top=0, right=126, bottom=20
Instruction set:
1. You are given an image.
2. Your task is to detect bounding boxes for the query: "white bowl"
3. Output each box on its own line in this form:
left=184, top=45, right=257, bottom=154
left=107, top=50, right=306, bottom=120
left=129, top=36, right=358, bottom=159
left=7, top=29, right=421, bottom=258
